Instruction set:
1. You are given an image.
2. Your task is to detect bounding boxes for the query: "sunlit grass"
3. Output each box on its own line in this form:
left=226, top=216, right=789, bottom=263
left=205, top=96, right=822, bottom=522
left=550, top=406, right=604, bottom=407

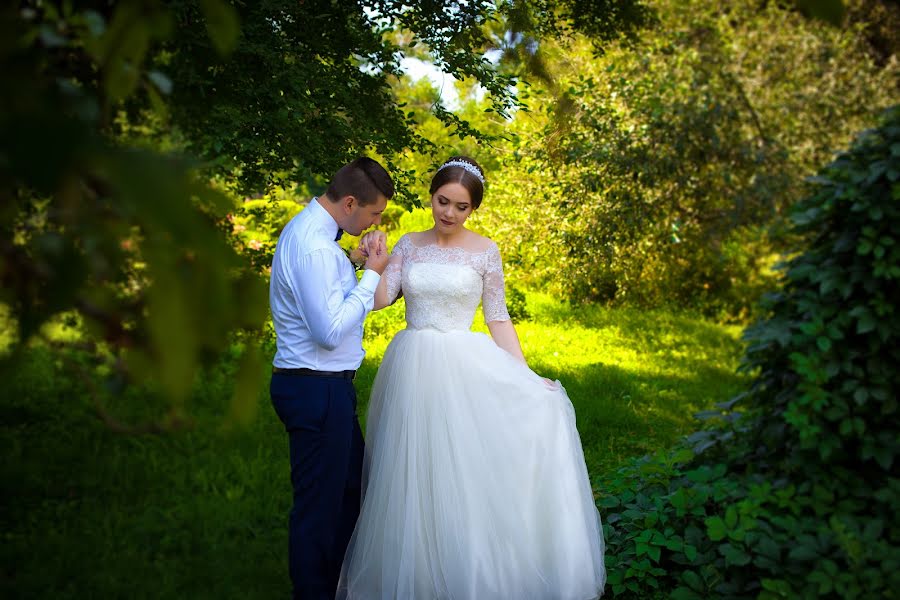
left=1, top=295, right=747, bottom=598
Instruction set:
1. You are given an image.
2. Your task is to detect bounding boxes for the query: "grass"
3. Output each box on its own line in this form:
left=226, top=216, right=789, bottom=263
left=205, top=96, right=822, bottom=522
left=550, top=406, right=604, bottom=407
left=1, top=295, right=747, bottom=598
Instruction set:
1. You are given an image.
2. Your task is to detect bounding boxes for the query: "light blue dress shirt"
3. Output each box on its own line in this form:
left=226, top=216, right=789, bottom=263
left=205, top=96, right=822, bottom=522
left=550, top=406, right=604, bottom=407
left=270, top=198, right=380, bottom=370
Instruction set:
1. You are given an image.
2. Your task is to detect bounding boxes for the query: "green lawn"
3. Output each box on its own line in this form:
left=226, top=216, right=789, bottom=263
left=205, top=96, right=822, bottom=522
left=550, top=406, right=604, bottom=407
left=1, top=295, right=746, bottom=598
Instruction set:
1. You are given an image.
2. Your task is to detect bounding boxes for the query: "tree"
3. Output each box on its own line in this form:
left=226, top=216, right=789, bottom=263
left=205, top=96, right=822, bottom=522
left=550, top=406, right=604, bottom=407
left=0, top=1, right=651, bottom=424
left=476, top=0, right=898, bottom=317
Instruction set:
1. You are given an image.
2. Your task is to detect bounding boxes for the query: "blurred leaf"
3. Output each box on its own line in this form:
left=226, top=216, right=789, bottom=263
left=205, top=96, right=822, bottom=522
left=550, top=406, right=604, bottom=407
left=148, top=70, right=173, bottom=95
left=199, top=0, right=240, bottom=56
left=793, top=0, right=846, bottom=25
left=225, top=342, right=266, bottom=428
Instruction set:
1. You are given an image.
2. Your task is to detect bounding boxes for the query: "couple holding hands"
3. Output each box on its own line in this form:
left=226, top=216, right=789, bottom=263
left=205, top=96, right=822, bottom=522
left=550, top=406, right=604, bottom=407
left=269, top=156, right=606, bottom=600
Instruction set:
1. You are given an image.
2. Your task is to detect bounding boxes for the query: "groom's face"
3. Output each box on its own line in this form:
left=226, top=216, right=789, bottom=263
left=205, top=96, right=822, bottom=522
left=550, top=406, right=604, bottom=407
left=341, top=194, right=388, bottom=236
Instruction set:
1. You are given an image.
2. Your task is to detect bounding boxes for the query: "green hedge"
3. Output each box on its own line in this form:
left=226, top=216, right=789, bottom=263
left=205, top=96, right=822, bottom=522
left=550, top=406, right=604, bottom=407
left=597, top=106, right=900, bottom=598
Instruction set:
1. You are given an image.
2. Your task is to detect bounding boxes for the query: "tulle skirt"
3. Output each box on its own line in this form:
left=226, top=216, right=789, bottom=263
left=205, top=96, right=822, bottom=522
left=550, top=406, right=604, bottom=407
left=338, top=328, right=606, bottom=599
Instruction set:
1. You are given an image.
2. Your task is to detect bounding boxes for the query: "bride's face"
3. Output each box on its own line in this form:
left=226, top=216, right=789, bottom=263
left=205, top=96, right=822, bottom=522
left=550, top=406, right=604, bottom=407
left=431, top=182, right=474, bottom=234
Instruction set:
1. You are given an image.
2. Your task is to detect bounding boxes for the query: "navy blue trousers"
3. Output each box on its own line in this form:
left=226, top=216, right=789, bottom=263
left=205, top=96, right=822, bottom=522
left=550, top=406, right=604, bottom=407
left=270, top=373, right=364, bottom=600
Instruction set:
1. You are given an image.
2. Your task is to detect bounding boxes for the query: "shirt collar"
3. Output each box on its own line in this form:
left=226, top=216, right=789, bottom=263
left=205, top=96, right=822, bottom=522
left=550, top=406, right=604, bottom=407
left=309, top=197, right=341, bottom=242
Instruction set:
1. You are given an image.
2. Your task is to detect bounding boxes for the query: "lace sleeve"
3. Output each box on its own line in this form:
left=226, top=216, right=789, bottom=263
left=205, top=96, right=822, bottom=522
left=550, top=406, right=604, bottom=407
left=482, top=242, right=511, bottom=323
left=383, top=235, right=409, bottom=304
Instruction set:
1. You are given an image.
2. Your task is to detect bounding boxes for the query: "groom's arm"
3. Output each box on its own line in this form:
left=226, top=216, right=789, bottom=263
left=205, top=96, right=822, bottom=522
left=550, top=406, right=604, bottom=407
left=295, top=249, right=381, bottom=351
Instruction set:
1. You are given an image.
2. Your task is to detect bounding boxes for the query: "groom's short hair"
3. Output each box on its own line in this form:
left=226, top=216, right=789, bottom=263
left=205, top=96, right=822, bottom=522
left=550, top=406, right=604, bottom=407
left=326, top=157, right=395, bottom=206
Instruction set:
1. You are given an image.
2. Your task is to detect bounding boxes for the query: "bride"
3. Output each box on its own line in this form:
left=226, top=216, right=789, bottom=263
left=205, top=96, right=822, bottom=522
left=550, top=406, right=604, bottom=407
left=338, top=157, right=606, bottom=599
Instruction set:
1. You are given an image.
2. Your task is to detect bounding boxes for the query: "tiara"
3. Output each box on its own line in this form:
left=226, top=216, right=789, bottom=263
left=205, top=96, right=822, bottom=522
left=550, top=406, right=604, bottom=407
left=438, top=159, right=485, bottom=185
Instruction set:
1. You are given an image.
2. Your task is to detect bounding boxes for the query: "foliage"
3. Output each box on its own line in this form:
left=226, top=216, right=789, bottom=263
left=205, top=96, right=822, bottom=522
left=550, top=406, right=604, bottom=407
left=160, top=0, right=476, bottom=197
left=0, top=1, right=272, bottom=424
left=0, top=0, right=655, bottom=420
left=596, top=106, right=900, bottom=598
left=738, top=106, right=900, bottom=478
left=478, top=0, right=898, bottom=317
left=846, top=0, right=900, bottom=67
left=505, top=284, right=531, bottom=322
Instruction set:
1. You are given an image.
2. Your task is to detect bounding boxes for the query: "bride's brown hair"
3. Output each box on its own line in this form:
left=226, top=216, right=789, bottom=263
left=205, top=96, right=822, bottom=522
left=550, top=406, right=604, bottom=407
left=429, top=156, right=486, bottom=209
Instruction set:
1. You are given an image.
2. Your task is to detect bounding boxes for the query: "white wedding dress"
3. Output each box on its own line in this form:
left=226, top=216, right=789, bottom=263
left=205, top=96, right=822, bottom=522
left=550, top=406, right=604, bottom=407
left=338, top=235, right=606, bottom=600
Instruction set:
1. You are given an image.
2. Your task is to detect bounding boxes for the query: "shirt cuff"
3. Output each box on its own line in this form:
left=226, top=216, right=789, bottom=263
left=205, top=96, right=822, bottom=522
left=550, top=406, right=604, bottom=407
left=358, top=269, right=381, bottom=293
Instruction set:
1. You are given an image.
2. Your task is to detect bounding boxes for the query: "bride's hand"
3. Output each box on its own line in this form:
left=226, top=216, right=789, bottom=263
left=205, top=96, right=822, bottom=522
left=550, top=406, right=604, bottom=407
left=359, top=230, right=387, bottom=258
left=541, top=377, right=559, bottom=390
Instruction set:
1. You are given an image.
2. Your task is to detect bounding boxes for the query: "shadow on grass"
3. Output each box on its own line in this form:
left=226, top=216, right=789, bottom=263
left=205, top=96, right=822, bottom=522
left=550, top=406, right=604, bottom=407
left=0, top=347, right=289, bottom=600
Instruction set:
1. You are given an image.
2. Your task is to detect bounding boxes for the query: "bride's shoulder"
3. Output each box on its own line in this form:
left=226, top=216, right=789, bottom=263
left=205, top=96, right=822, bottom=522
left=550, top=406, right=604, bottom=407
left=466, top=231, right=499, bottom=253
left=401, top=231, right=429, bottom=247
left=394, top=231, right=430, bottom=254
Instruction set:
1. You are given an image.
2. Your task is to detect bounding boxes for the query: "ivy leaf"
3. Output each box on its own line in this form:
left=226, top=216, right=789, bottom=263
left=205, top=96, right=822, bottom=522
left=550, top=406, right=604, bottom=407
left=706, top=516, right=727, bottom=541
left=671, top=586, right=704, bottom=600
left=720, top=543, right=752, bottom=566
left=856, top=311, right=877, bottom=334
left=787, top=544, right=819, bottom=561
left=683, top=544, right=698, bottom=562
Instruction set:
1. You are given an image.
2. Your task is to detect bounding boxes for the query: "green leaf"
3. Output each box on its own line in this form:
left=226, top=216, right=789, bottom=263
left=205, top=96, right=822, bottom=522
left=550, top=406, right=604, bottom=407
left=683, top=544, right=698, bottom=562
left=706, top=516, right=727, bottom=541
left=720, top=543, right=752, bottom=566
left=664, top=537, right=683, bottom=552
left=684, top=570, right=707, bottom=594
left=808, top=571, right=833, bottom=594
left=725, top=505, right=738, bottom=528
left=761, top=578, right=793, bottom=596
left=839, top=418, right=854, bottom=436
left=223, top=343, right=265, bottom=429
left=787, top=544, right=819, bottom=561
left=671, top=586, right=703, bottom=600
left=200, top=0, right=240, bottom=56
left=856, top=311, right=877, bottom=334
left=756, top=535, right=781, bottom=559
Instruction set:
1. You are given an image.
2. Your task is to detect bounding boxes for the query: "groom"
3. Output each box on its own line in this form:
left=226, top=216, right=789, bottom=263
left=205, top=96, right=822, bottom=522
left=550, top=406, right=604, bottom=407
left=269, top=157, right=393, bottom=600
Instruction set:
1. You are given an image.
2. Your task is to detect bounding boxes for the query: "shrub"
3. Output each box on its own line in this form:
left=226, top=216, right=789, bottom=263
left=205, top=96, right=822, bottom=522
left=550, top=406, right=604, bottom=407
left=505, top=285, right=531, bottom=322
left=597, top=106, right=900, bottom=598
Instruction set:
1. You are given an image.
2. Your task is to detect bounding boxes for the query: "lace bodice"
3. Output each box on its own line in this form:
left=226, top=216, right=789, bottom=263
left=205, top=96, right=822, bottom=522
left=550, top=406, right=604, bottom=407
left=383, top=235, right=511, bottom=331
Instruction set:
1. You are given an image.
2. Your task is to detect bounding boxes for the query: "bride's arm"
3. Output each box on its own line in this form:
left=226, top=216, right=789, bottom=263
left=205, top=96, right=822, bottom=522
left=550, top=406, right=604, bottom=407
left=487, top=320, right=527, bottom=364
left=482, top=241, right=555, bottom=387
left=361, top=232, right=404, bottom=311
left=372, top=265, right=401, bottom=311
left=482, top=241, right=526, bottom=364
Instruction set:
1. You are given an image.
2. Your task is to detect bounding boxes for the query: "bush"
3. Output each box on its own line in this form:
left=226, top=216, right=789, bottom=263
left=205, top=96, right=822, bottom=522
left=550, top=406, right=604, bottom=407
left=597, top=106, right=900, bottom=598
left=505, top=285, right=531, bottom=322
left=498, top=0, right=900, bottom=317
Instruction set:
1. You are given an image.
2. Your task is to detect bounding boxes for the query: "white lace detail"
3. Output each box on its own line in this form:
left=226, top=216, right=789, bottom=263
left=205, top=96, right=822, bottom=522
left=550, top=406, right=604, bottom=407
left=385, top=235, right=511, bottom=331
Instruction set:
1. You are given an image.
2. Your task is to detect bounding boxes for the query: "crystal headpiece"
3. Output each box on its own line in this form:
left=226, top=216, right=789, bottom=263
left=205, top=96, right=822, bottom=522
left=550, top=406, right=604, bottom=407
left=438, top=160, right=485, bottom=186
